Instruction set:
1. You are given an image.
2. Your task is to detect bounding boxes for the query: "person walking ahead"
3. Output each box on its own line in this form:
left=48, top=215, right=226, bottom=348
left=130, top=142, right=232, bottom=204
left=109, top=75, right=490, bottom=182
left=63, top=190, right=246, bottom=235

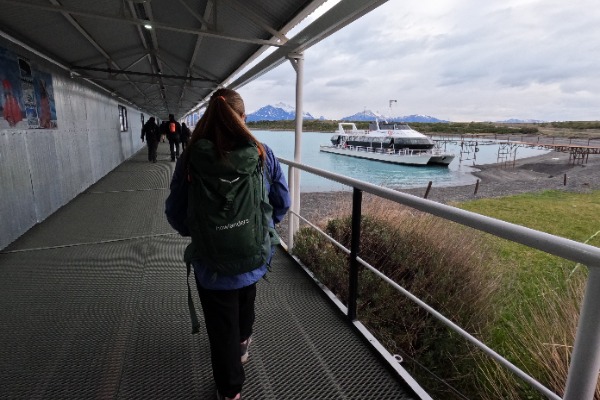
left=180, top=122, right=191, bottom=151
left=166, top=113, right=181, bottom=161
left=141, top=116, right=160, bottom=162
left=165, top=88, right=290, bottom=400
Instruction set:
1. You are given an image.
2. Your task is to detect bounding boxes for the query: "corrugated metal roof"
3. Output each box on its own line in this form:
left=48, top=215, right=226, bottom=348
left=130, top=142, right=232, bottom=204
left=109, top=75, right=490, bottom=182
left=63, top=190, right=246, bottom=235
left=0, top=0, right=388, bottom=119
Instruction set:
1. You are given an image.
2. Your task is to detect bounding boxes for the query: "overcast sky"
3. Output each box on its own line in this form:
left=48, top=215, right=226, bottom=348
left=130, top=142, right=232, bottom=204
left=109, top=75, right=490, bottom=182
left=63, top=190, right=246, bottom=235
left=237, top=0, right=599, bottom=122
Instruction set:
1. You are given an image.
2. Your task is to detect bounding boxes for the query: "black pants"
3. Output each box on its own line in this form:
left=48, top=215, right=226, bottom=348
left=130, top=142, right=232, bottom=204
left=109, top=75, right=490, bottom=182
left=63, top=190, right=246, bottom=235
left=168, top=139, right=180, bottom=161
left=197, top=283, right=256, bottom=398
left=147, top=140, right=158, bottom=162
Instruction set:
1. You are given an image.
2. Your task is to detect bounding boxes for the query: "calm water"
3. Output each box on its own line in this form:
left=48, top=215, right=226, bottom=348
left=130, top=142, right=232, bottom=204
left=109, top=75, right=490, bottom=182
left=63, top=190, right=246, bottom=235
left=252, top=130, right=549, bottom=192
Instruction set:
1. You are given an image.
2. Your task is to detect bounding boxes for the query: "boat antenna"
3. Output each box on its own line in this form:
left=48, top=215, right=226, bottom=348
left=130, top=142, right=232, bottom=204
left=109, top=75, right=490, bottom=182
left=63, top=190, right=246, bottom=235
left=389, top=99, right=397, bottom=120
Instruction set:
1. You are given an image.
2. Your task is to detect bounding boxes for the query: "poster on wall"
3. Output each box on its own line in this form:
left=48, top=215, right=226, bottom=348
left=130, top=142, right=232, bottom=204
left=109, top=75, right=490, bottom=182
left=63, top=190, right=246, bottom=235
left=0, top=46, right=57, bottom=129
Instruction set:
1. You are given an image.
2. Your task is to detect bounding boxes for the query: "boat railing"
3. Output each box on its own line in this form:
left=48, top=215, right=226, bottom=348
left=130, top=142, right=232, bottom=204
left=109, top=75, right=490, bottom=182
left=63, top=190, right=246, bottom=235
left=329, top=143, right=428, bottom=156
left=327, top=144, right=452, bottom=159
left=281, top=157, right=600, bottom=400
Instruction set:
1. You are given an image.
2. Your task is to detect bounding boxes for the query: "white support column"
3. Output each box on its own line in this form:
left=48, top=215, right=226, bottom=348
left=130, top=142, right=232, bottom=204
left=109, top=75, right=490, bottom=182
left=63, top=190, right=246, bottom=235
left=563, top=265, right=600, bottom=400
left=287, top=52, right=304, bottom=251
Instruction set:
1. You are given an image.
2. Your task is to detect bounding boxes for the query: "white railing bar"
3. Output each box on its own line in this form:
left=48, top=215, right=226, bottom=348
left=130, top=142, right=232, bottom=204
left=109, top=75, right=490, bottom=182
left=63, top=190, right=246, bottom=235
left=279, top=157, right=600, bottom=267
left=292, top=204, right=560, bottom=399
left=355, top=255, right=561, bottom=400
left=288, top=209, right=350, bottom=255
left=279, top=157, right=600, bottom=399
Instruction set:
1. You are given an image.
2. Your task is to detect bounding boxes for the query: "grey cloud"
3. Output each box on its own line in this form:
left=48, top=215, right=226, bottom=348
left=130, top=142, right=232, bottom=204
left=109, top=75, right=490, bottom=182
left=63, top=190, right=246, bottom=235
left=240, top=1, right=600, bottom=121
left=325, top=78, right=369, bottom=87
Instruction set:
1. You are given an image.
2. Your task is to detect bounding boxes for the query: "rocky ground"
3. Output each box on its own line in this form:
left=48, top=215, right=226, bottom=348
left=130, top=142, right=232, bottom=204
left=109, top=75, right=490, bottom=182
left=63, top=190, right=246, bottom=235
left=276, top=151, right=600, bottom=240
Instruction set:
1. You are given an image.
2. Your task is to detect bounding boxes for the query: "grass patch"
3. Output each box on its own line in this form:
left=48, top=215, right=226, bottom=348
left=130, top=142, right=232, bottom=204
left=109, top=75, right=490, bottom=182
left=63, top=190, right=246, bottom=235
left=457, top=190, right=600, bottom=398
left=293, top=190, right=600, bottom=399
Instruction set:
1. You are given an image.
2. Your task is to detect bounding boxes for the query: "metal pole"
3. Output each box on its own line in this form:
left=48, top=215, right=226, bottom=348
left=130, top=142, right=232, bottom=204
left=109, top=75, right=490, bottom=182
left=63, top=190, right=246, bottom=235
left=287, top=167, right=295, bottom=249
left=563, top=266, right=600, bottom=400
left=348, top=188, right=362, bottom=321
left=424, top=181, right=432, bottom=199
left=287, top=52, right=304, bottom=249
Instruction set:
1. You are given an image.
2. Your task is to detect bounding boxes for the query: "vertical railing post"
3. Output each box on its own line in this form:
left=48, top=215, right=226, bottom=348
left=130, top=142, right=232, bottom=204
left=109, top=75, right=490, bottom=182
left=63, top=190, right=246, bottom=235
left=287, top=167, right=295, bottom=249
left=286, top=52, right=304, bottom=251
left=563, top=266, right=600, bottom=400
left=348, top=188, right=362, bottom=321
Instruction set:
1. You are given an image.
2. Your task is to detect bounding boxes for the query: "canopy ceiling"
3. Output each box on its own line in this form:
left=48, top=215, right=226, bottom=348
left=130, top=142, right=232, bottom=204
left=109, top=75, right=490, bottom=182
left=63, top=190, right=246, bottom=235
left=0, top=0, right=387, bottom=119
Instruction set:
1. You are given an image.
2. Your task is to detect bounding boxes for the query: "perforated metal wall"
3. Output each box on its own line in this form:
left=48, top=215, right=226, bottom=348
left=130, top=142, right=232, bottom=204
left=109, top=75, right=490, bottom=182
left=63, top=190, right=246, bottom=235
left=0, top=36, right=146, bottom=250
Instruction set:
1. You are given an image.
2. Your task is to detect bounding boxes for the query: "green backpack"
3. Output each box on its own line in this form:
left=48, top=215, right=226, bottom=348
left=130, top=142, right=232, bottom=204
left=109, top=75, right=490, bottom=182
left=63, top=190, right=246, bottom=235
left=184, top=139, right=278, bottom=334
left=184, top=139, right=278, bottom=275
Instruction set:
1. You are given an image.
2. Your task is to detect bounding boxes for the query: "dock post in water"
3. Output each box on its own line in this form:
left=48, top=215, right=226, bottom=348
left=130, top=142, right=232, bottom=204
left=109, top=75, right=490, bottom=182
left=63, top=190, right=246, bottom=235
left=424, top=181, right=432, bottom=199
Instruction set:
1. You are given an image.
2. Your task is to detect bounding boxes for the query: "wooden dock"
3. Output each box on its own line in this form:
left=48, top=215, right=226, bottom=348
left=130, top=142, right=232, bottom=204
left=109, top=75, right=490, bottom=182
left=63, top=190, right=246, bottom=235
left=432, top=135, right=600, bottom=165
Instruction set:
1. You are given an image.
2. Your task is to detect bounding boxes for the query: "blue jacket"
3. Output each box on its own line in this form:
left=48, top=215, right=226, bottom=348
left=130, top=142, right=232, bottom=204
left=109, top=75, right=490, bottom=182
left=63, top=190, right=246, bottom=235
left=165, top=143, right=290, bottom=290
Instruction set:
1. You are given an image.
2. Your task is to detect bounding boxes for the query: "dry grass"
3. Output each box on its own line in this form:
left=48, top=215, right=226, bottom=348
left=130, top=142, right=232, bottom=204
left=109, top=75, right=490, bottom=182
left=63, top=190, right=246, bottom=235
left=475, top=268, right=594, bottom=399
left=293, top=196, right=500, bottom=398
left=293, top=193, right=599, bottom=399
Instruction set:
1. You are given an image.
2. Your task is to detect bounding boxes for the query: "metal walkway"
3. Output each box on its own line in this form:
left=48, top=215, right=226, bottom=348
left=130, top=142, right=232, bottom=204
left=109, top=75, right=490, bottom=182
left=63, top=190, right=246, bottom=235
left=0, top=143, right=416, bottom=399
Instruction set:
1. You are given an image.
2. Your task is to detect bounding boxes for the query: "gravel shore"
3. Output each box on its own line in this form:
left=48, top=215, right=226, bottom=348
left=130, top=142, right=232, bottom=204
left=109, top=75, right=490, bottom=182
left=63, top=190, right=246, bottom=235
left=400, top=151, right=600, bottom=203
left=277, top=152, right=600, bottom=239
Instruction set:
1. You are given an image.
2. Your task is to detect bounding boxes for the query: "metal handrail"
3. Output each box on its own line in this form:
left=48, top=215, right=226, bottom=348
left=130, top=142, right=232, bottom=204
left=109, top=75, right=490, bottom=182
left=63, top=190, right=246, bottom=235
left=279, top=157, right=600, bottom=400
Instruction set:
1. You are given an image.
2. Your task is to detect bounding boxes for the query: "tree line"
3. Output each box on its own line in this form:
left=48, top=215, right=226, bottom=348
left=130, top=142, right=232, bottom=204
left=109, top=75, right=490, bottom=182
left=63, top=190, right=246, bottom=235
left=247, top=119, right=600, bottom=136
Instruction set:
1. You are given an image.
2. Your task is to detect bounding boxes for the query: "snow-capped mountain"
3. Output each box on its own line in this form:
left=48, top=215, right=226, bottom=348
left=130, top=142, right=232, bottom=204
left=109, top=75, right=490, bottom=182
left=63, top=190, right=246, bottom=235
left=246, top=105, right=450, bottom=123
left=341, top=110, right=448, bottom=123
left=394, top=114, right=449, bottom=123
left=340, top=110, right=385, bottom=121
left=246, top=103, right=316, bottom=122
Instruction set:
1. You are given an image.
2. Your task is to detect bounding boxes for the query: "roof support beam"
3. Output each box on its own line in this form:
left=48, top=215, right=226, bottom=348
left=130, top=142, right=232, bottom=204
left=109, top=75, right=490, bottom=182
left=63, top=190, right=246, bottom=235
left=229, top=0, right=389, bottom=90
left=70, top=66, right=215, bottom=82
left=178, top=0, right=215, bottom=116
left=0, top=0, right=284, bottom=47
left=177, top=0, right=214, bottom=31
left=129, top=1, right=168, bottom=113
left=226, top=0, right=289, bottom=43
left=49, top=0, right=148, bottom=102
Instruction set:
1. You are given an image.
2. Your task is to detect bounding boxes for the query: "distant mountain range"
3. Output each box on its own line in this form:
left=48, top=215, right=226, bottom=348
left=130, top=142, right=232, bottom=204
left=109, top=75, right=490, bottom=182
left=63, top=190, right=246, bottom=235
left=245, top=103, right=543, bottom=123
left=246, top=102, right=317, bottom=122
left=340, top=109, right=449, bottom=123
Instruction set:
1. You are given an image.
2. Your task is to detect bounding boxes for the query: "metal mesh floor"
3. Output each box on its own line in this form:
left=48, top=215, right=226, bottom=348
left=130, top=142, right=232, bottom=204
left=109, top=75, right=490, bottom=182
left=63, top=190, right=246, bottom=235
left=0, top=144, right=416, bottom=399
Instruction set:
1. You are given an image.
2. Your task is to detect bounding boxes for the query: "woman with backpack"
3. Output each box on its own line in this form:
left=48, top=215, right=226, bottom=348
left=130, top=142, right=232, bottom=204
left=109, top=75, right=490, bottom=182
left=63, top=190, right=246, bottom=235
left=165, top=88, right=290, bottom=400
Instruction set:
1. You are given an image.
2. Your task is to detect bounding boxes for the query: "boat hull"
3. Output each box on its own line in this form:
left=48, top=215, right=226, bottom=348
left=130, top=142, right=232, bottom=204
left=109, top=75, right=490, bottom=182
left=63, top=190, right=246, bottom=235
left=428, top=154, right=455, bottom=165
left=320, top=145, right=454, bottom=166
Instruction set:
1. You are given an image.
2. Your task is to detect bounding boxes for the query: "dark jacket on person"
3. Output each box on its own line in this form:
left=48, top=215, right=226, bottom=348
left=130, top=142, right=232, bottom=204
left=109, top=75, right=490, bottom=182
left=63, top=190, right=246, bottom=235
left=165, top=142, right=290, bottom=290
left=180, top=123, right=191, bottom=144
left=159, top=120, right=169, bottom=137
left=166, top=115, right=181, bottom=143
left=141, top=117, right=160, bottom=142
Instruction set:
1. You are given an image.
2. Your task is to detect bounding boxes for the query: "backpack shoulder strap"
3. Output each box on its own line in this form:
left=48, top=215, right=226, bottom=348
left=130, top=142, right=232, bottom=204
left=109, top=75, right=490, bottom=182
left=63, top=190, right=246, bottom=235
left=186, top=262, right=200, bottom=334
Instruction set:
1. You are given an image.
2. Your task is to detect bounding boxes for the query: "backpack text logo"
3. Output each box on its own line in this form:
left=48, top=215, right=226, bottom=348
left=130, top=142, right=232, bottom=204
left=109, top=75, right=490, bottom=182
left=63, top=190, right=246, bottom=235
left=215, top=219, right=250, bottom=231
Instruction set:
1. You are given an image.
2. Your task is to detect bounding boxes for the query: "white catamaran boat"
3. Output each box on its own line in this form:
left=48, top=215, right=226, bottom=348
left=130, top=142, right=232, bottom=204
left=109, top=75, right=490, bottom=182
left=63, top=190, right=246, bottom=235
left=320, top=121, right=455, bottom=166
